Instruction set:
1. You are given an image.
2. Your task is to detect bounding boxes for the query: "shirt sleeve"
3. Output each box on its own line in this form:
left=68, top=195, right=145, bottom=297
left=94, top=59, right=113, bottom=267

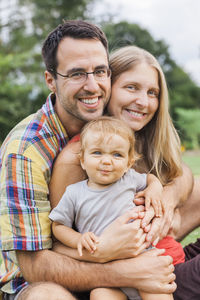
left=49, top=186, right=75, bottom=228
left=128, top=168, right=147, bottom=192
left=0, top=153, right=52, bottom=251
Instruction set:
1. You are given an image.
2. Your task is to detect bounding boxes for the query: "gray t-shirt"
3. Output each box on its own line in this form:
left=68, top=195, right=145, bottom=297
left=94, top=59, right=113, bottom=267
left=49, top=168, right=147, bottom=300
left=49, top=168, right=147, bottom=236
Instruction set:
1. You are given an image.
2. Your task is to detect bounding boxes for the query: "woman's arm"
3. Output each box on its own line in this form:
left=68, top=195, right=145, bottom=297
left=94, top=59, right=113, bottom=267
left=135, top=163, right=194, bottom=242
left=159, top=163, right=194, bottom=238
left=49, top=141, right=87, bottom=208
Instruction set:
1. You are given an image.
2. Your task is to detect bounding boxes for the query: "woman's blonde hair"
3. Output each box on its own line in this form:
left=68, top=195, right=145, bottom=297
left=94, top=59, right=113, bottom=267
left=109, top=46, right=182, bottom=184
left=80, top=116, right=138, bottom=167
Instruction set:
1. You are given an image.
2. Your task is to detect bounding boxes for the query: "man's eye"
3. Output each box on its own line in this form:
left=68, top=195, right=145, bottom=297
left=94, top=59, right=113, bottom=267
left=70, top=72, right=85, bottom=79
left=95, top=69, right=107, bottom=76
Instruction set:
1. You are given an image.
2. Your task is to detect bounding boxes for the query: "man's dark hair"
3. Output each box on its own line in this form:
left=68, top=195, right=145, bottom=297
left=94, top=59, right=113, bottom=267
left=42, top=20, right=108, bottom=78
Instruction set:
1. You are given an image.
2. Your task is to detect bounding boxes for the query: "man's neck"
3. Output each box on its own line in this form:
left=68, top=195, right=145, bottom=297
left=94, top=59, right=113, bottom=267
left=54, top=99, right=86, bottom=139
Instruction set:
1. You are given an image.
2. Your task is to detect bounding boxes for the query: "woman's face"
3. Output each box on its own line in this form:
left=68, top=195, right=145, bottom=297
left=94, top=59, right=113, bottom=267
left=108, top=63, right=160, bottom=131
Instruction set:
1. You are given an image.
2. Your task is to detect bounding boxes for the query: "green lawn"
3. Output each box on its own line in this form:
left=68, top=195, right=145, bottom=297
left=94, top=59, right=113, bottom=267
left=181, top=151, right=200, bottom=246
left=182, top=151, right=200, bottom=177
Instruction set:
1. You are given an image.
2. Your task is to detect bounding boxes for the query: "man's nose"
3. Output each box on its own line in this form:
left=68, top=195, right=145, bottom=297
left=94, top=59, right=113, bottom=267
left=83, top=73, right=99, bottom=93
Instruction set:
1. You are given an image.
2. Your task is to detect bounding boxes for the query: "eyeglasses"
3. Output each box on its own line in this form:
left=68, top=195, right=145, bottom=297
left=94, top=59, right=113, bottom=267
left=50, top=67, right=111, bottom=84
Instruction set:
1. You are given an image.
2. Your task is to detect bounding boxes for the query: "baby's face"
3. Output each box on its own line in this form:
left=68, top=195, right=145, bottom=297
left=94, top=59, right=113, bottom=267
left=80, top=132, right=130, bottom=189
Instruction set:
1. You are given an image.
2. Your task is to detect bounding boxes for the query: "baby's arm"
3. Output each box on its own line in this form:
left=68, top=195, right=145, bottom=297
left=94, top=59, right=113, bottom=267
left=136, top=174, right=163, bottom=217
left=52, top=221, right=99, bottom=256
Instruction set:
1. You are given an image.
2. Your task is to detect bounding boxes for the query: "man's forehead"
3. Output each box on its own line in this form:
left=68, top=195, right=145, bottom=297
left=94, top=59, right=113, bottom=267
left=57, top=37, right=108, bottom=68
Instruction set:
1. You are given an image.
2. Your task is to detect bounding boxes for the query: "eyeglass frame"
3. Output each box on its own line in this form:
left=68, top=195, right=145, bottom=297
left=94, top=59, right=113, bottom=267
left=48, top=66, right=111, bottom=83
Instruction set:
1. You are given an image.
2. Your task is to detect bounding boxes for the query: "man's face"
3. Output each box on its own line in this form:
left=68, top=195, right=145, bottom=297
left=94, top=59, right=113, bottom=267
left=46, top=37, right=111, bottom=124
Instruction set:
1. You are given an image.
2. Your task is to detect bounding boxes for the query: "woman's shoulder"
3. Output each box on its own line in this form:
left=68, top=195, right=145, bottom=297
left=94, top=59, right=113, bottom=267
left=56, top=139, right=81, bottom=165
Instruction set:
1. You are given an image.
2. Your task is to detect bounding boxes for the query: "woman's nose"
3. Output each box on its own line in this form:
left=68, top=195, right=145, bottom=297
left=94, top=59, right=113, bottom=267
left=135, top=91, right=149, bottom=107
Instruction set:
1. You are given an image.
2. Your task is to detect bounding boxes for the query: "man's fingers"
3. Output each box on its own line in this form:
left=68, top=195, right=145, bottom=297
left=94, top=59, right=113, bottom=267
left=162, top=281, right=177, bottom=294
left=143, top=247, right=166, bottom=257
left=134, top=197, right=145, bottom=205
left=77, top=244, right=83, bottom=256
left=117, top=206, right=145, bottom=224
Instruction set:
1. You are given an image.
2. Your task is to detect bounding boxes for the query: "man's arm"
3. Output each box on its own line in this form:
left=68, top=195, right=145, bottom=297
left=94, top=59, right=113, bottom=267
left=16, top=245, right=176, bottom=294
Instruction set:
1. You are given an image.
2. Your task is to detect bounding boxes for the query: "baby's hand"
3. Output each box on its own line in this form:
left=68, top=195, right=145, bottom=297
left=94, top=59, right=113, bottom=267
left=77, top=232, right=99, bottom=256
left=136, top=179, right=163, bottom=217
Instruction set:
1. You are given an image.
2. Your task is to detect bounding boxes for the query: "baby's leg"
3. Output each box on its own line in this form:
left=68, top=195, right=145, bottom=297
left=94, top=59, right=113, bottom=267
left=90, top=288, right=127, bottom=300
left=139, top=291, right=173, bottom=300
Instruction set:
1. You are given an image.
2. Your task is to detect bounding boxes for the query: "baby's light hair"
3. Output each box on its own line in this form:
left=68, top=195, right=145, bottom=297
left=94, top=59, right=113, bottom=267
left=80, top=116, right=138, bottom=166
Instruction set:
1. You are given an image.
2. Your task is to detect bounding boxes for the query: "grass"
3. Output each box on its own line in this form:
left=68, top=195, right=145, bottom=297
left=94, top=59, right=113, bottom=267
left=181, top=151, right=200, bottom=246
left=182, top=151, right=200, bottom=177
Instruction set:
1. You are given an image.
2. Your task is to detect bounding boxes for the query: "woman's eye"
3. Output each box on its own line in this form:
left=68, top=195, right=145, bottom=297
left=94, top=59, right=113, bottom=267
left=126, top=85, right=137, bottom=91
left=148, top=90, right=159, bottom=97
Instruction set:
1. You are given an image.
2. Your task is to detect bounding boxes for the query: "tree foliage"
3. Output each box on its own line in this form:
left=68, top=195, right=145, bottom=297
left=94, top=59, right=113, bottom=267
left=176, top=108, right=200, bottom=149
left=1, top=10, right=200, bottom=148
left=0, top=0, right=95, bottom=143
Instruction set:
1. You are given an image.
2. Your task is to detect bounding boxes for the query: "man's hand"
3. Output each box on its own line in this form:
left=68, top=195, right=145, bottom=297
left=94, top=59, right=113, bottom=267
left=95, top=206, right=149, bottom=262
left=113, top=248, right=176, bottom=294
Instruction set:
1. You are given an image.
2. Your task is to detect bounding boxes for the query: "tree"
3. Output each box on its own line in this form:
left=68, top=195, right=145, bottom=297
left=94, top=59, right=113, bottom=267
left=176, top=108, right=200, bottom=149
left=0, top=0, right=95, bottom=143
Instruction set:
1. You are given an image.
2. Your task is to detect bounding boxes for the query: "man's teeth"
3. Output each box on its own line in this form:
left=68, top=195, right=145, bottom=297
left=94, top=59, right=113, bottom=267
left=81, top=97, right=98, bottom=104
left=128, top=110, right=144, bottom=117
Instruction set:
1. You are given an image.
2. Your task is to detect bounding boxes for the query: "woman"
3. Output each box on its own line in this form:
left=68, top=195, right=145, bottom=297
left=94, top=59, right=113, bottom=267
left=50, top=46, right=197, bottom=299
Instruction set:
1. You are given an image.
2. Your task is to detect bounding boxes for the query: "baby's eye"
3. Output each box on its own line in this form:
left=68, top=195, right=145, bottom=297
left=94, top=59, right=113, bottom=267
left=113, top=153, right=122, bottom=157
left=92, top=151, right=101, bottom=155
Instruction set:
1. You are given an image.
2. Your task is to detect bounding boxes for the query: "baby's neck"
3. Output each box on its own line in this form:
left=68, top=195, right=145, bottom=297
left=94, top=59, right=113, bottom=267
left=87, top=180, right=114, bottom=190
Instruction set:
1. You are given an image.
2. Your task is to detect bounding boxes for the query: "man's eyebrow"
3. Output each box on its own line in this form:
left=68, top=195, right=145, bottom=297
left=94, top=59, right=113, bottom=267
left=94, top=64, right=109, bottom=70
left=67, top=67, right=85, bottom=74
left=67, top=65, right=108, bottom=74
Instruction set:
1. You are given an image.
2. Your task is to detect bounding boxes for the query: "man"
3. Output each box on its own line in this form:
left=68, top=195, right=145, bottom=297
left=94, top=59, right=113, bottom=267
left=0, top=20, right=188, bottom=300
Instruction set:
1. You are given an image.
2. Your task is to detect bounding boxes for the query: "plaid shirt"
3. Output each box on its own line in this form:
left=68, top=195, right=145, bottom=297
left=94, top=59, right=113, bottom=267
left=0, top=94, right=68, bottom=294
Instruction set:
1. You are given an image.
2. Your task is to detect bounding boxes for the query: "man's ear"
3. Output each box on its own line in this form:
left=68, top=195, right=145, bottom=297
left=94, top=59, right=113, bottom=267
left=44, top=70, right=56, bottom=93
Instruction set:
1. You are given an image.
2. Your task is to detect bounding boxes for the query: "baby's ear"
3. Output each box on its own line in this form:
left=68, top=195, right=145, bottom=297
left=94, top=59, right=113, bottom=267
left=79, top=151, right=85, bottom=170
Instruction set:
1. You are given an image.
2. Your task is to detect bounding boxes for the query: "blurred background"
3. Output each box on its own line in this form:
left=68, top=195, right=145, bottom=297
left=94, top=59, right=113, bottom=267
left=0, top=0, right=199, bottom=243
left=0, top=0, right=200, bottom=149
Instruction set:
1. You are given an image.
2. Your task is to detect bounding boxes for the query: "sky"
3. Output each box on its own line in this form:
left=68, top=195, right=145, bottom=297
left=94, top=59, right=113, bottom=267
left=1, top=0, right=199, bottom=85
left=92, top=0, right=200, bottom=86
